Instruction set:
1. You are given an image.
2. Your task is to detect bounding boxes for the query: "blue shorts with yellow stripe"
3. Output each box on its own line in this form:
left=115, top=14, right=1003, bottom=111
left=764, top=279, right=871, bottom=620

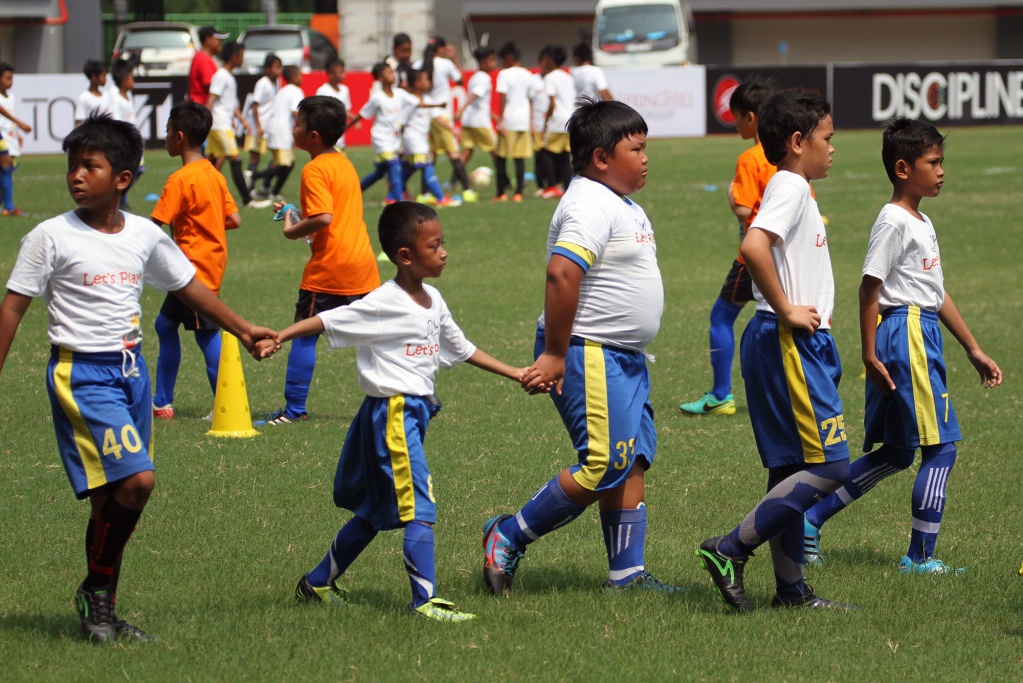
left=535, top=329, right=656, bottom=492
left=46, top=347, right=154, bottom=499
left=740, top=311, right=850, bottom=468
left=333, top=394, right=436, bottom=531
left=864, top=305, right=961, bottom=450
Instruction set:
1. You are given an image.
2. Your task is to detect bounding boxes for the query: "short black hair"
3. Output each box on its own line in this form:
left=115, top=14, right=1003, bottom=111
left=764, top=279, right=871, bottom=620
left=220, top=40, right=243, bottom=64
left=325, top=56, right=345, bottom=71
left=393, top=33, right=411, bottom=49
left=168, top=100, right=212, bottom=146
left=83, top=59, right=106, bottom=79
left=881, top=117, right=946, bottom=184
left=729, top=78, right=775, bottom=117
left=110, top=58, right=133, bottom=87
left=378, top=201, right=438, bottom=263
left=539, top=45, right=567, bottom=67
left=63, top=113, right=142, bottom=179
left=371, top=62, right=390, bottom=80
left=757, top=89, right=832, bottom=166
left=406, top=68, right=429, bottom=89
left=282, top=64, right=301, bottom=84
left=297, top=95, right=346, bottom=146
left=498, top=42, right=521, bottom=62
left=0, top=62, right=12, bottom=77
left=474, top=46, right=495, bottom=65
left=572, top=42, right=593, bottom=63
left=263, top=52, right=281, bottom=68
left=568, top=97, right=648, bottom=174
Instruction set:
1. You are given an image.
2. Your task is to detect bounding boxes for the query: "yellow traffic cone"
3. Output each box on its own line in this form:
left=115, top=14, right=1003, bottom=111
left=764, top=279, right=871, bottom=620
left=206, top=331, right=259, bottom=438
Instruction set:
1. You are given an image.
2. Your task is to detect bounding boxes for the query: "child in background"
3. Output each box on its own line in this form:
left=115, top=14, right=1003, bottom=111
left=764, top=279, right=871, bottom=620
left=0, top=62, right=32, bottom=217
left=486, top=99, right=677, bottom=596
left=254, top=65, right=304, bottom=202
left=402, top=69, right=460, bottom=208
left=803, top=118, right=1002, bottom=574
left=529, top=69, right=550, bottom=194
left=257, top=96, right=381, bottom=426
left=494, top=42, right=535, bottom=202
left=456, top=47, right=497, bottom=181
left=349, top=62, right=421, bottom=205
left=0, top=114, right=275, bottom=642
left=75, top=60, right=108, bottom=127
left=537, top=45, right=576, bottom=199
left=679, top=79, right=776, bottom=417
left=571, top=42, right=612, bottom=102
left=102, top=59, right=143, bottom=209
left=244, top=53, right=281, bottom=188
left=151, top=101, right=242, bottom=420
left=315, top=57, right=351, bottom=150
left=256, top=201, right=527, bottom=621
left=697, top=89, right=852, bottom=612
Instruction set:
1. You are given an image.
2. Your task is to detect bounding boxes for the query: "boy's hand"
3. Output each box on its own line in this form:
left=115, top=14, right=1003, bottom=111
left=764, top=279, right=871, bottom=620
left=864, top=355, right=896, bottom=396
left=514, top=366, right=549, bottom=393
left=17, top=120, right=30, bottom=134
left=238, top=326, right=279, bottom=360
left=253, top=337, right=279, bottom=360
left=521, top=353, right=565, bottom=395
left=779, top=304, right=821, bottom=334
left=967, top=349, right=1002, bottom=388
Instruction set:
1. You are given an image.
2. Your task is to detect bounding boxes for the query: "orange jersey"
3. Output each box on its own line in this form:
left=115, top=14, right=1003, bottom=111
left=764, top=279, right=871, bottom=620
left=732, top=142, right=775, bottom=264
left=151, top=159, right=238, bottom=294
left=300, top=152, right=381, bottom=295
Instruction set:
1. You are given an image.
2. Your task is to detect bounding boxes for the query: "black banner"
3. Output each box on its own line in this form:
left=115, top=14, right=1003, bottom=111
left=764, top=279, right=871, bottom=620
left=704, top=66, right=828, bottom=135
left=134, top=75, right=260, bottom=148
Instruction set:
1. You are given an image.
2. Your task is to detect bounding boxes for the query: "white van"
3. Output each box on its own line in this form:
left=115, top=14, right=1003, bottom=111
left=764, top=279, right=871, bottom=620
left=593, top=0, right=695, bottom=68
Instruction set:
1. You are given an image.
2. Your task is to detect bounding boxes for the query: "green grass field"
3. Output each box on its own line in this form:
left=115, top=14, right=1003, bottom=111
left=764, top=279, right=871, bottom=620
left=0, top=127, right=1021, bottom=682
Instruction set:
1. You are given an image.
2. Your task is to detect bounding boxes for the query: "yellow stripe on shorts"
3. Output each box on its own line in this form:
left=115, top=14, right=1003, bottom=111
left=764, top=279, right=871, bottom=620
left=572, top=341, right=611, bottom=490
left=53, top=349, right=107, bottom=490
left=386, top=395, right=416, bottom=523
left=779, top=325, right=825, bottom=463
left=907, top=306, right=940, bottom=445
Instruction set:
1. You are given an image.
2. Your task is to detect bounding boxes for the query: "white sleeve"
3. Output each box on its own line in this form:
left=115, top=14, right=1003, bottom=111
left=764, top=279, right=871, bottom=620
left=594, top=67, right=609, bottom=91
left=74, top=93, right=87, bottom=121
left=469, top=73, right=489, bottom=98
left=359, top=94, right=380, bottom=119
left=496, top=71, right=509, bottom=95
left=6, top=226, right=56, bottom=298
left=862, top=216, right=905, bottom=282
left=318, top=297, right=387, bottom=349
left=443, top=58, right=462, bottom=83
left=437, top=298, right=477, bottom=368
left=749, top=177, right=804, bottom=245
left=552, top=196, right=612, bottom=260
left=209, top=71, right=226, bottom=98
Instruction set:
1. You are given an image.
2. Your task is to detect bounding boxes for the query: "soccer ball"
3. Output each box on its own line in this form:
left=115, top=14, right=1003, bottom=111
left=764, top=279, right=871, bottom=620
left=469, top=166, right=494, bottom=188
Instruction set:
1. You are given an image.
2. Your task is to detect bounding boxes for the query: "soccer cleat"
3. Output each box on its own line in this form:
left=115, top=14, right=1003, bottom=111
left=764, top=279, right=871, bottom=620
left=540, top=186, right=564, bottom=199
left=490, top=194, right=508, bottom=203
left=416, top=193, right=438, bottom=206
left=115, top=617, right=157, bottom=641
left=898, top=556, right=965, bottom=575
left=246, top=198, right=273, bottom=209
left=482, top=514, right=525, bottom=595
left=697, top=536, right=751, bottom=613
left=771, top=584, right=856, bottom=609
left=512, top=193, right=523, bottom=203
left=410, top=597, right=476, bottom=622
left=153, top=404, right=175, bottom=420
left=803, top=516, right=825, bottom=567
left=461, top=189, right=478, bottom=203
left=295, top=574, right=350, bottom=605
left=254, top=409, right=308, bottom=426
left=1, top=207, right=26, bottom=217
left=75, top=584, right=117, bottom=643
left=436, top=196, right=462, bottom=208
left=601, top=571, right=685, bottom=594
left=678, top=392, right=736, bottom=416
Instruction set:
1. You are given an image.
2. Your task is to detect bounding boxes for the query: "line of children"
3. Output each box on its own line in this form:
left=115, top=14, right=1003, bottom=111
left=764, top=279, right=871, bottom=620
left=0, top=61, right=31, bottom=217
left=315, top=57, right=351, bottom=150
left=494, top=42, right=535, bottom=202
left=256, top=95, right=381, bottom=426
left=0, top=113, right=276, bottom=642
left=244, top=53, right=282, bottom=187
left=536, top=45, right=576, bottom=199
left=679, top=79, right=775, bottom=417
left=803, top=117, right=1002, bottom=574
left=151, top=101, right=241, bottom=420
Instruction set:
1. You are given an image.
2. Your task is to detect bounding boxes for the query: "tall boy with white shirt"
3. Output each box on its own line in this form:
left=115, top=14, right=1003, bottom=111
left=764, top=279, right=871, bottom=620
left=494, top=42, right=535, bottom=202
left=538, top=45, right=576, bottom=198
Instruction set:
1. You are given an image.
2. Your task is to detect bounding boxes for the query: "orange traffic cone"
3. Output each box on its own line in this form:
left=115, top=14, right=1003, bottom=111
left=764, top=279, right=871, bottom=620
left=206, top=331, right=259, bottom=438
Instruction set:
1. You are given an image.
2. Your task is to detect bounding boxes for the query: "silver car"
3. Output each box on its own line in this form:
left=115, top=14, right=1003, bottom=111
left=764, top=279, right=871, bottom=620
left=112, top=22, right=201, bottom=77
left=238, top=25, right=338, bottom=75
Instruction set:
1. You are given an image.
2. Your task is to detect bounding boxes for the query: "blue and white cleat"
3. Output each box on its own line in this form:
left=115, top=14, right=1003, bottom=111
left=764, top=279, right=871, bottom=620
left=898, top=556, right=965, bottom=575
left=804, top=516, right=825, bottom=567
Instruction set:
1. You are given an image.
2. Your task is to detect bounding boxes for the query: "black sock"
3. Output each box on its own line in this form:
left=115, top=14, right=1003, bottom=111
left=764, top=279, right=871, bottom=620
left=451, top=158, right=471, bottom=192
left=535, top=150, right=554, bottom=189
left=229, top=159, right=251, bottom=204
left=514, top=158, right=525, bottom=195
left=84, top=498, right=142, bottom=591
left=495, top=156, right=509, bottom=196
left=271, top=165, right=294, bottom=196
left=557, top=152, right=573, bottom=189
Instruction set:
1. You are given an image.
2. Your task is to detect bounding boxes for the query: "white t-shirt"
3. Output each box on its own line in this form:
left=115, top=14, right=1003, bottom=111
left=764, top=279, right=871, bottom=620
left=316, top=82, right=352, bottom=147
left=749, top=170, right=836, bottom=329
left=863, top=203, right=945, bottom=312
left=75, top=90, right=105, bottom=123
left=539, top=176, right=663, bottom=351
left=0, top=91, right=19, bottom=156
left=208, top=68, right=238, bottom=131
left=359, top=88, right=420, bottom=155
left=413, top=56, right=461, bottom=115
left=102, top=90, right=135, bottom=124
left=496, top=66, right=535, bottom=132
left=402, top=101, right=432, bottom=156
left=267, top=83, right=304, bottom=150
left=319, top=280, right=477, bottom=397
left=544, top=68, right=576, bottom=134
left=572, top=64, right=609, bottom=102
left=461, top=70, right=492, bottom=129
left=6, top=211, right=196, bottom=353
left=247, top=75, right=278, bottom=134
left=530, top=73, right=548, bottom=133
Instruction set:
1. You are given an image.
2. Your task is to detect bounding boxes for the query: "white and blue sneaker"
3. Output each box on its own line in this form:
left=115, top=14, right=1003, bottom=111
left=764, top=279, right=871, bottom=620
left=804, top=516, right=825, bottom=567
left=898, top=556, right=965, bottom=575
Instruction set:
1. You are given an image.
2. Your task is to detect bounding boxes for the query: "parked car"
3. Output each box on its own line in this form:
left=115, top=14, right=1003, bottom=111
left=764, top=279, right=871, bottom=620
left=111, top=22, right=201, bottom=77
left=237, top=25, right=338, bottom=74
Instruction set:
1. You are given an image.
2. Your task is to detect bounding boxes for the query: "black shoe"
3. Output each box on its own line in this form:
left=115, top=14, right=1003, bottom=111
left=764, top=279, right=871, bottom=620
left=115, top=617, right=157, bottom=641
left=75, top=584, right=117, bottom=643
left=697, top=536, right=751, bottom=613
left=771, top=584, right=857, bottom=610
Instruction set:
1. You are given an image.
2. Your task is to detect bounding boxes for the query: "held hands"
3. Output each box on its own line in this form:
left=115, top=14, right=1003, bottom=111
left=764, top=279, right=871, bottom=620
left=253, top=337, right=280, bottom=360
left=238, top=327, right=280, bottom=361
left=780, top=304, right=821, bottom=334
left=967, top=348, right=1003, bottom=388
left=520, top=353, right=564, bottom=395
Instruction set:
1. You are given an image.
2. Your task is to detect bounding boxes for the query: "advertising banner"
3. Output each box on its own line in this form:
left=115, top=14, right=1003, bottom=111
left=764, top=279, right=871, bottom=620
left=605, top=66, right=707, bottom=138
left=704, top=66, right=829, bottom=135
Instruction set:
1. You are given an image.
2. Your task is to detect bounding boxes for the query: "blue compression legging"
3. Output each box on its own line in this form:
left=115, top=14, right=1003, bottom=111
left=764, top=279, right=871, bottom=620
left=152, top=314, right=220, bottom=407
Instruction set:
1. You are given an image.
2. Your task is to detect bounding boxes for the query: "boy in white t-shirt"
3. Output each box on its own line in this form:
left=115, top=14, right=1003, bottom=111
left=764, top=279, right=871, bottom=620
left=698, top=89, right=852, bottom=613
left=75, top=60, right=108, bottom=127
left=0, top=115, right=276, bottom=643
left=571, top=42, right=612, bottom=102
left=103, top=59, right=143, bottom=210
left=206, top=41, right=261, bottom=207
left=456, top=47, right=497, bottom=197
left=402, top=69, right=460, bottom=208
left=494, top=42, right=536, bottom=202
left=315, top=57, right=351, bottom=149
left=253, top=65, right=304, bottom=201
left=537, top=45, right=576, bottom=199
left=244, top=53, right=281, bottom=184
left=255, top=201, right=526, bottom=621
left=803, top=118, right=1001, bottom=575
left=0, top=62, right=32, bottom=217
